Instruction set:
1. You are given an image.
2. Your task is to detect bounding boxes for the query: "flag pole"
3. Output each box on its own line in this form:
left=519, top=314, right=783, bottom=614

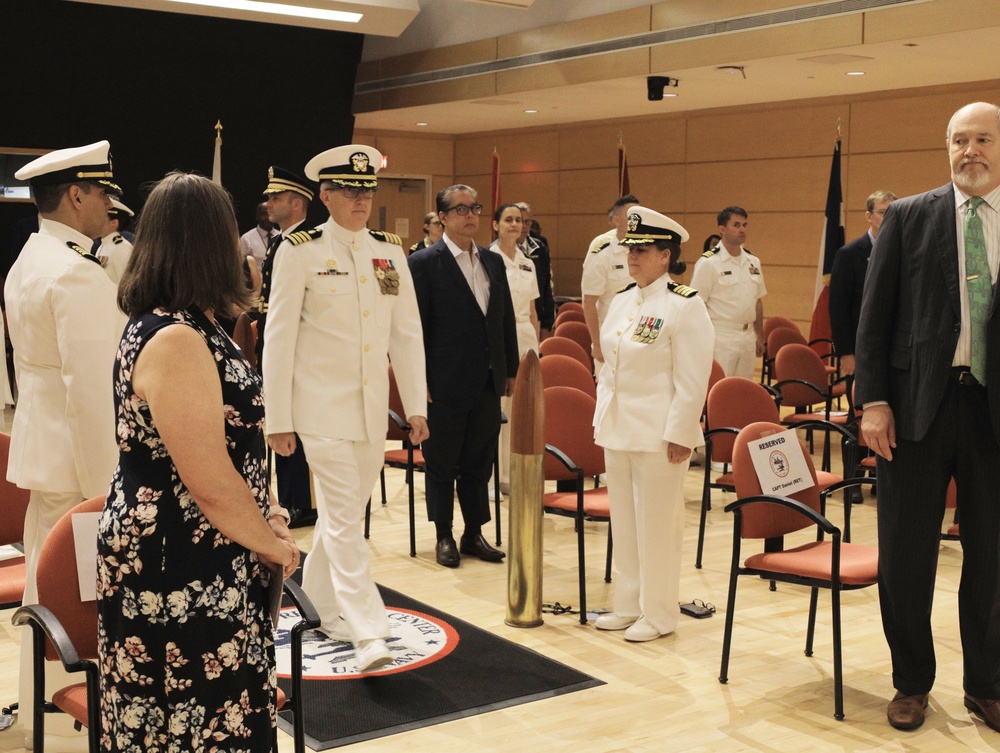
left=212, top=120, right=223, bottom=186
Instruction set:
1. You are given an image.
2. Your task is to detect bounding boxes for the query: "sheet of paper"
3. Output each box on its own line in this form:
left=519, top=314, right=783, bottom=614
left=748, top=428, right=815, bottom=496
left=71, top=512, right=102, bottom=602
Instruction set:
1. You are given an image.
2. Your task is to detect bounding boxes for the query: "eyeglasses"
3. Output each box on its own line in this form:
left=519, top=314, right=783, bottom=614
left=445, top=203, right=483, bottom=216
left=337, top=187, right=377, bottom=199
left=428, top=220, right=443, bottom=226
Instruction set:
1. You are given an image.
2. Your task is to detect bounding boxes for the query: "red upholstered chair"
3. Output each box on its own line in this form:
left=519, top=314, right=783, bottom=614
left=542, top=386, right=612, bottom=625
left=552, top=308, right=586, bottom=329
left=0, top=432, right=30, bottom=608
left=773, top=343, right=851, bottom=473
left=369, top=365, right=426, bottom=556
left=13, top=497, right=319, bottom=753
left=539, top=353, right=597, bottom=399
left=763, top=315, right=799, bottom=341
left=539, top=336, right=591, bottom=372
left=719, top=422, right=878, bottom=720
left=556, top=301, right=584, bottom=315
left=553, top=321, right=593, bottom=369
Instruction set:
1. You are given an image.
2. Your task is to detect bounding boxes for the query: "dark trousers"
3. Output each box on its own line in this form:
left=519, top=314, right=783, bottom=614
left=876, top=379, right=1000, bottom=698
left=422, top=384, right=501, bottom=530
left=276, top=437, right=312, bottom=511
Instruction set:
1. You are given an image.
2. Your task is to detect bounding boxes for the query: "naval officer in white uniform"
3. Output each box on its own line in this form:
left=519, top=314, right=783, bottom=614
left=94, top=197, right=134, bottom=285
left=262, top=144, right=428, bottom=673
left=592, top=207, right=714, bottom=642
left=5, top=140, right=127, bottom=747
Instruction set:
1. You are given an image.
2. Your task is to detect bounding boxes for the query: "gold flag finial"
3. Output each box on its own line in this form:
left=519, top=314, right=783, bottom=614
left=836, top=117, right=842, bottom=141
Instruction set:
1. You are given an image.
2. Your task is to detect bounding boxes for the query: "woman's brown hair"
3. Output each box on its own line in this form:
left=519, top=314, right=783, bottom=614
left=118, top=172, right=251, bottom=316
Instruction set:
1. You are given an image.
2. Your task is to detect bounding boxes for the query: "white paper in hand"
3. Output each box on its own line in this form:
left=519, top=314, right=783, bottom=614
left=747, top=428, right=815, bottom=496
left=71, top=512, right=102, bottom=602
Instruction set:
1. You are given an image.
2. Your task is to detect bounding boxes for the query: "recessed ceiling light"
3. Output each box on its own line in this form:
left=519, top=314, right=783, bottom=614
left=163, top=0, right=362, bottom=23
left=524, top=109, right=538, bottom=114
left=415, top=122, right=429, bottom=126
left=846, top=71, right=865, bottom=76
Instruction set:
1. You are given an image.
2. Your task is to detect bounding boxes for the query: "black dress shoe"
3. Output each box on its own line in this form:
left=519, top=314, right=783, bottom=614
left=288, top=509, right=318, bottom=529
left=435, top=537, right=460, bottom=568
left=459, top=533, right=505, bottom=562
left=965, top=694, right=1000, bottom=732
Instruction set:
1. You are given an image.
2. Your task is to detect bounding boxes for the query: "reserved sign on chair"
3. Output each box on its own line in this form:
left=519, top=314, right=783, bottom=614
left=747, top=428, right=814, bottom=495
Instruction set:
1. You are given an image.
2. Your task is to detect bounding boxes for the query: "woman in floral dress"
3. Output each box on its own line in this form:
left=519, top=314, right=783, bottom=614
left=96, top=172, right=299, bottom=752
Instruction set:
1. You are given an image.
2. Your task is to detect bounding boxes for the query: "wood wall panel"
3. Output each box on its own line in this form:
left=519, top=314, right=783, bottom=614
left=685, top=156, right=832, bottom=214
left=650, top=0, right=812, bottom=29
left=366, top=133, right=454, bottom=177
left=380, top=38, right=498, bottom=78
left=688, top=103, right=847, bottom=163
left=863, top=0, right=990, bottom=43
left=357, top=79, right=1000, bottom=313
left=846, top=151, right=949, bottom=206
left=848, top=87, right=1000, bottom=154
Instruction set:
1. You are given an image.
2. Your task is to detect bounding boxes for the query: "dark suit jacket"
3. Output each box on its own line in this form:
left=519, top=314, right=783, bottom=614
left=855, top=182, right=1000, bottom=442
left=828, top=231, right=873, bottom=358
left=524, top=235, right=555, bottom=329
left=408, top=239, right=519, bottom=401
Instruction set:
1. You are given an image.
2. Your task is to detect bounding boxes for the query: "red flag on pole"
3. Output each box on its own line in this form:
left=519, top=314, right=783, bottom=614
left=491, top=149, right=501, bottom=215
left=618, top=139, right=630, bottom=197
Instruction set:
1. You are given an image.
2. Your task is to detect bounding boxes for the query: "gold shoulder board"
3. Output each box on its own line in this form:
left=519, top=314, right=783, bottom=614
left=369, top=229, right=403, bottom=246
left=615, top=282, right=637, bottom=295
left=591, top=240, right=612, bottom=254
left=701, top=249, right=718, bottom=259
left=287, top=228, right=323, bottom=246
left=668, top=282, right=698, bottom=298
left=66, top=241, right=100, bottom=264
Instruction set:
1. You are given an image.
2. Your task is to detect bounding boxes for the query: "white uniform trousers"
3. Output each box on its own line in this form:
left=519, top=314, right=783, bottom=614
left=604, top=448, right=688, bottom=635
left=19, top=489, right=88, bottom=749
left=713, top=327, right=756, bottom=378
left=297, top=435, right=389, bottom=642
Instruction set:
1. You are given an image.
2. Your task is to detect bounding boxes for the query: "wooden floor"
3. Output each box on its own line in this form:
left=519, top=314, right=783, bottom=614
left=0, top=426, right=994, bottom=752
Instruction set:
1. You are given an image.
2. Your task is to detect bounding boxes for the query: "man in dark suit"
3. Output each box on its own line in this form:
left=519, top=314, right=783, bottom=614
left=856, top=101, right=1000, bottom=733
left=828, top=189, right=895, bottom=376
left=408, top=184, right=519, bottom=567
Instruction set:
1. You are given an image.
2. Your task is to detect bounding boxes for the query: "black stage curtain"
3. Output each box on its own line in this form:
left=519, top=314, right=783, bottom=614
left=1, top=0, right=363, bottom=275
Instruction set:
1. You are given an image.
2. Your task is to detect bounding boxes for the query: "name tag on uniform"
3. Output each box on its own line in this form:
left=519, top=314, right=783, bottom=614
left=316, top=269, right=349, bottom=276
left=518, top=263, right=533, bottom=272
left=722, top=270, right=733, bottom=276
left=632, top=316, right=663, bottom=344
left=372, top=258, right=400, bottom=295
left=613, top=264, right=625, bottom=270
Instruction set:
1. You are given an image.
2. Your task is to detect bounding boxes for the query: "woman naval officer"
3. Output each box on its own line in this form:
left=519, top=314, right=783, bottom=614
left=592, top=207, right=714, bottom=642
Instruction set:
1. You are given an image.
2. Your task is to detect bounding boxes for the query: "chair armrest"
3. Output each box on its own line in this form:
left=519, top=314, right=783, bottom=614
left=784, top=418, right=857, bottom=442
left=282, top=579, right=321, bottom=629
left=11, top=604, right=91, bottom=673
left=723, top=494, right=839, bottom=536
left=387, top=408, right=411, bottom=432
left=773, top=378, right=827, bottom=403
left=704, top=426, right=740, bottom=440
left=819, top=477, right=877, bottom=500
left=544, top=444, right=581, bottom=475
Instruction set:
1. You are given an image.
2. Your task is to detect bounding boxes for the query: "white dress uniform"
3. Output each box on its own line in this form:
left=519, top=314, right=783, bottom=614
left=95, top=231, right=133, bottom=285
left=6, top=218, right=126, bottom=744
left=262, top=217, right=426, bottom=642
left=689, top=245, right=766, bottom=378
left=593, top=207, right=714, bottom=639
left=490, top=241, right=540, bottom=486
left=581, top=229, right=633, bottom=371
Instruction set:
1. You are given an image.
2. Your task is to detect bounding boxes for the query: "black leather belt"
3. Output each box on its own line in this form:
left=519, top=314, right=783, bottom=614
left=951, top=367, right=982, bottom=387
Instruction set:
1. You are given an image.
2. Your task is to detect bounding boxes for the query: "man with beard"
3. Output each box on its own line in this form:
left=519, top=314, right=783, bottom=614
left=856, top=101, right=1000, bottom=733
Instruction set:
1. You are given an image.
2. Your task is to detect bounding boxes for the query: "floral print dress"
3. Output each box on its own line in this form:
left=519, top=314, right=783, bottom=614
left=97, top=307, right=275, bottom=753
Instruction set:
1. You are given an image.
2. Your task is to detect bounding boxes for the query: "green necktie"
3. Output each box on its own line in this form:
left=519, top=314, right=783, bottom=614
left=965, top=196, right=990, bottom=384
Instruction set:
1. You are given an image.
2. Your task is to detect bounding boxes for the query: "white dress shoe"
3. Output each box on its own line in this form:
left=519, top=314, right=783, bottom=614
left=355, top=638, right=394, bottom=673
left=318, top=617, right=351, bottom=642
left=624, top=616, right=664, bottom=642
left=595, top=612, right=639, bottom=631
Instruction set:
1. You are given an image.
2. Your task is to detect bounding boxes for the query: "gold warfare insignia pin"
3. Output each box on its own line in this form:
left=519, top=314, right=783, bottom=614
left=350, top=152, right=369, bottom=173
left=268, top=166, right=275, bottom=179
left=627, top=213, right=640, bottom=232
